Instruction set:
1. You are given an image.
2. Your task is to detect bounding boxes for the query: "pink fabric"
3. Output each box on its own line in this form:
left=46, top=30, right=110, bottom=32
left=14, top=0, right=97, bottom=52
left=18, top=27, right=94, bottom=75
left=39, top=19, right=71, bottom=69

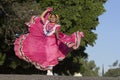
left=14, top=15, right=83, bottom=70
left=59, top=32, right=75, bottom=44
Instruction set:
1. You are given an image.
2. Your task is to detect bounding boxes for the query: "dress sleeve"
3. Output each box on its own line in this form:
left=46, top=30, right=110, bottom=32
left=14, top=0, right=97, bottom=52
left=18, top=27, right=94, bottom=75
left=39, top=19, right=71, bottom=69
left=25, top=16, right=40, bottom=27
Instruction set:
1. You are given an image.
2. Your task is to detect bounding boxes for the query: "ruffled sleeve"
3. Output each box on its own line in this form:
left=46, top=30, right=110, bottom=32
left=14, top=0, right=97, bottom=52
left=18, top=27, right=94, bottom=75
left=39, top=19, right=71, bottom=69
left=25, top=16, right=40, bottom=27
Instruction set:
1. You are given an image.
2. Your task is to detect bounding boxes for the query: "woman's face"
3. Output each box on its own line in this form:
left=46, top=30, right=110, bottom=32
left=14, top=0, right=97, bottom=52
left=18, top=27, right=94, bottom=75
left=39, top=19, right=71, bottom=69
left=50, top=15, right=57, bottom=23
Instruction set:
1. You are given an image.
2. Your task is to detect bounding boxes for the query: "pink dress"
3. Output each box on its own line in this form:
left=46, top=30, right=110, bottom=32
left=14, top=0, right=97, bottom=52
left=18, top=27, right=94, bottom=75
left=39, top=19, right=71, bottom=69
left=14, top=14, right=84, bottom=70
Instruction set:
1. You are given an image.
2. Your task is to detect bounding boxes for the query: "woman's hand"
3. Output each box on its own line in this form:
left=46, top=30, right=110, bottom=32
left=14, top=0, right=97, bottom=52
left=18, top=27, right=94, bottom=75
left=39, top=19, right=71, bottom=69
left=47, top=7, right=53, bottom=12
left=79, top=32, right=84, bottom=37
left=40, top=7, right=53, bottom=24
left=55, top=30, right=61, bottom=41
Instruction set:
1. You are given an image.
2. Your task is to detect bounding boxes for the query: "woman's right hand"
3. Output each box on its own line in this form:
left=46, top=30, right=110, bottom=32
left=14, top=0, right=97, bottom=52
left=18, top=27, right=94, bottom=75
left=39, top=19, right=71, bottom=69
left=47, top=7, right=53, bottom=12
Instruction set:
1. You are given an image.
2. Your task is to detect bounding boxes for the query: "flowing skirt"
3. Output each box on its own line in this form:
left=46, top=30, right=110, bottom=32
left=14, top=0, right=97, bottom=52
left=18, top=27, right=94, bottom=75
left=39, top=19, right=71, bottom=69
left=14, top=31, right=84, bottom=70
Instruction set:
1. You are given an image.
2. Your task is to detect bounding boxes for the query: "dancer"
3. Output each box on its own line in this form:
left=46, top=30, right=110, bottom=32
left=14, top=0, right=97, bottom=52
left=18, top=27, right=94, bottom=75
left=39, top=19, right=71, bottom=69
left=14, top=7, right=84, bottom=75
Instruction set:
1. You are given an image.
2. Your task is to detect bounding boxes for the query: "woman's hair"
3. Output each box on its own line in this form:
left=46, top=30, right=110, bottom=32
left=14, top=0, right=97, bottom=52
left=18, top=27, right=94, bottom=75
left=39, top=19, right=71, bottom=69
left=48, top=14, right=59, bottom=23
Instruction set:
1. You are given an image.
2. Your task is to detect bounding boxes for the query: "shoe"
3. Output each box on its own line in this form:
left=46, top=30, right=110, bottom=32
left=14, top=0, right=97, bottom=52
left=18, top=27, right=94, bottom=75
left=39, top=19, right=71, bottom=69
left=47, top=70, right=53, bottom=76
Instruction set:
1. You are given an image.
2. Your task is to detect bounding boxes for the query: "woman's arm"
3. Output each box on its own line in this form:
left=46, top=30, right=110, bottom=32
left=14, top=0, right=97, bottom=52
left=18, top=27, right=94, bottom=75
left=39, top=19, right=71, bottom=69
left=40, top=7, right=53, bottom=24
left=40, top=9, right=48, bottom=23
left=55, top=30, right=61, bottom=41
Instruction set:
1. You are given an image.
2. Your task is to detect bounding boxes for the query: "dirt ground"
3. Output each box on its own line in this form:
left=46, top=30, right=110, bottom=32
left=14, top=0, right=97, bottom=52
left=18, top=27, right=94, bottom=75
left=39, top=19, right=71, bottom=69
left=0, top=75, right=119, bottom=80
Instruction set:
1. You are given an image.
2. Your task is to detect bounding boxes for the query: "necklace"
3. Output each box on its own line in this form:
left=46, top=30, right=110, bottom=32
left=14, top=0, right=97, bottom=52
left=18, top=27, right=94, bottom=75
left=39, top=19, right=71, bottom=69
left=46, top=23, right=55, bottom=34
left=43, top=20, right=57, bottom=36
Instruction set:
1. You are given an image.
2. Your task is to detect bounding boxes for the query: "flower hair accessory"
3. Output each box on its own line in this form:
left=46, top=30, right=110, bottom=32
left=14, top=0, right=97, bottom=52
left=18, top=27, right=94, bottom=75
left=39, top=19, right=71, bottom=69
left=48, top=14, right=59, bottom=20
left=55, top=14, right=59, bottom=19
left=47, top=7, right=53, bottom=12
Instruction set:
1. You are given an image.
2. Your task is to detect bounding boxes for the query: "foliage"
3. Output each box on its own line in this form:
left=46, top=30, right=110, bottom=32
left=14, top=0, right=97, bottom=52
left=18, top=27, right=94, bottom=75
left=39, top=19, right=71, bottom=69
left=112, top=60, right=119, bottom=67
left=104, top=60, right=120, bottom=77
left=80, top=60, right=99, bottom=76
left=104, top=68, right=120, bottom=77
left=0, top=0, right=106, bottom=76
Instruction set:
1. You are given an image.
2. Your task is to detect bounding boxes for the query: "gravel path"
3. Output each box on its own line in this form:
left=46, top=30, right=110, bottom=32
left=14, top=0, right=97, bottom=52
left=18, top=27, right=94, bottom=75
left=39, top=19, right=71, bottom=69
left=0, top=75, right=120, bottom=80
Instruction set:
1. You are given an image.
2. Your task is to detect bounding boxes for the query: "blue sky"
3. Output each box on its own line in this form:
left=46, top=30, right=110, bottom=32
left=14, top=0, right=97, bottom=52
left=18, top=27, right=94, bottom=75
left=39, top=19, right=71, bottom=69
left=85, top=0, right=120, bottom=74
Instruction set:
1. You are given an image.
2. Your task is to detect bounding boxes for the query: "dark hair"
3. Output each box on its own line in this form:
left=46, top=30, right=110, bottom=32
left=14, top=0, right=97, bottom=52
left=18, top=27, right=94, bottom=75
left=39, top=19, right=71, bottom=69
left=49, top=14, right=58, bottom=18
left=49, top=14, right=59, bottom=23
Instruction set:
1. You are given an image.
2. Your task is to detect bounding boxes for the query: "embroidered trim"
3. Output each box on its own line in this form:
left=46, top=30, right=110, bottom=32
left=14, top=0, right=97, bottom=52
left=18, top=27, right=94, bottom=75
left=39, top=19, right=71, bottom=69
left=74, top=32, right=79, bottom=47
left=19, top=34, right=30, bottom=62
left=26, top=16, right=37, bottom=27
left=17, top=34, right=55, bottom=70
left=43, top=20, right=60, bottom=36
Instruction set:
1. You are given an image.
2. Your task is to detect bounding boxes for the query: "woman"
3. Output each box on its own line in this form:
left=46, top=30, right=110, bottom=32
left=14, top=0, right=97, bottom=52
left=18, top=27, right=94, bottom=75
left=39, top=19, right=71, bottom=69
left=14, top=7, right=84, bottom=75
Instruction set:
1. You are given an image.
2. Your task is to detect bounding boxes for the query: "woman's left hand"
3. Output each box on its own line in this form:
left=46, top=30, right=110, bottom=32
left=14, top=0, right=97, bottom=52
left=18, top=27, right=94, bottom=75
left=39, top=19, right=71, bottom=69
left=47, top=7, right=53, bottom=12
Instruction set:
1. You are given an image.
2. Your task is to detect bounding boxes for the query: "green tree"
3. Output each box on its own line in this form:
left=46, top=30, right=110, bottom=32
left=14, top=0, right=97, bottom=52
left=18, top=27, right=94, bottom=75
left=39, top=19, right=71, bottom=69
left=80, top=60, right=99, bottom=76
left=104, top=60, right=120, bottom=77
left=112, top=60, right=118, bottom=67
left=105, top=68, right=120, bottom=77
left=0, top=0, right=46, bottom=74
left=0, top=0, right=107, bottom=75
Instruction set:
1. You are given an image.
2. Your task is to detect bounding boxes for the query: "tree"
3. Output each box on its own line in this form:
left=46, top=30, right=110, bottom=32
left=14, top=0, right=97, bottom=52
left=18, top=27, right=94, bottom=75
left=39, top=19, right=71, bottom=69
left=0, top=0, right=46, bottom=74
left=112, top=60, right=118, bottom=67
left=102, top=64, right=105, bottom=76
left=0, top=0, right=107, bottom=75
left=104, top=60, right=120, bottom=77
left=105, top=68, right=120, bottom=77
left=109, top=60, right=119, bottom=68
left=80, top=60, right=99, bottom=76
